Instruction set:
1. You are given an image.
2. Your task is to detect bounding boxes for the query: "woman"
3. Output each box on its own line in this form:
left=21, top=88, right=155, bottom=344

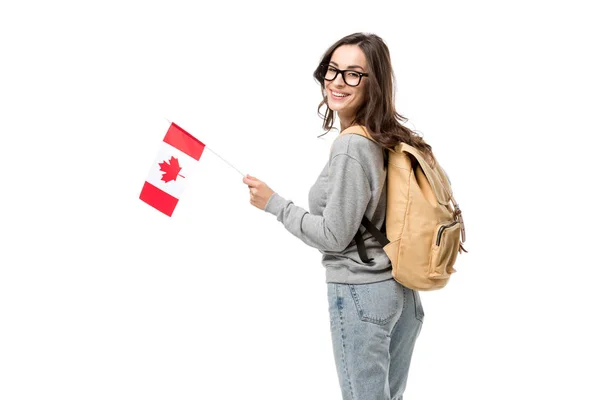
left=243, top=32, right=433, bottom=400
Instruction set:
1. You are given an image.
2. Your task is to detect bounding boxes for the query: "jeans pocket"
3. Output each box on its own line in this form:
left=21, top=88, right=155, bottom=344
left=413, top=290, right=425, bottom=323
left=349, top=279, right=403, bottom=325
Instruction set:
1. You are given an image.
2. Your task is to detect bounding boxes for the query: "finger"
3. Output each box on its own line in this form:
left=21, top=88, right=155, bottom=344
left=244, top=178, right=258, bottom=188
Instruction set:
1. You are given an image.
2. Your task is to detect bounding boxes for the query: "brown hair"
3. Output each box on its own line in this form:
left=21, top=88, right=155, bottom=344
left=313, top=32, right=435, bottom=166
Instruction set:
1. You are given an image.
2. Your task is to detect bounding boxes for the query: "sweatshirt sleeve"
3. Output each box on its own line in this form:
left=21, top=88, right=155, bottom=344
left=264, top=153, right=371, bottom=252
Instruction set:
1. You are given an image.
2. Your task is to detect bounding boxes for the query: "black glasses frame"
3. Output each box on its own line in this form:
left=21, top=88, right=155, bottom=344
left=320, top=64, right=369, bottom=87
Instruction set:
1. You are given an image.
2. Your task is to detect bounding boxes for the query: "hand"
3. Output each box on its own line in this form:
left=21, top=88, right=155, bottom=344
left=242, top=174, right=275, bottom=211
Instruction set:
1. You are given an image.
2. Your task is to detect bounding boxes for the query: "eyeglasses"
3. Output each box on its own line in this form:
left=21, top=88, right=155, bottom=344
left=320, top=64, right=369, bottom=87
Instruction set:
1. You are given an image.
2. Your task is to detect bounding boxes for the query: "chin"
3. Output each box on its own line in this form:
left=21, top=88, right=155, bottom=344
left=328, top=101, right=353, bottom=113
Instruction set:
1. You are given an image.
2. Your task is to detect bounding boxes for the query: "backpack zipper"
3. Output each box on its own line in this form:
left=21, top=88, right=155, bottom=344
left=436, top=221, right=459, bottom=246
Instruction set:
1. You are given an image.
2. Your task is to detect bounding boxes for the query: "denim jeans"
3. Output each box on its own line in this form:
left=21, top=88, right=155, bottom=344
left=327, top=278, right=424, bottom=400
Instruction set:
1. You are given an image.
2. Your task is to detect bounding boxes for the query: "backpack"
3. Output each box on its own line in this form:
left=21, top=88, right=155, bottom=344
left=339, top=125, right=467, bottom=291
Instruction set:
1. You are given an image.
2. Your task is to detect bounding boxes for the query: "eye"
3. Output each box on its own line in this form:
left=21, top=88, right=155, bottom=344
left=347, top=71, right=360, bottom=78
left=327, top=66, right=337, bottom=73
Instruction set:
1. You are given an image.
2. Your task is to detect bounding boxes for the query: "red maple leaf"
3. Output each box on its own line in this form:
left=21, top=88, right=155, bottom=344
left=159, top=156, right=186, bottom=183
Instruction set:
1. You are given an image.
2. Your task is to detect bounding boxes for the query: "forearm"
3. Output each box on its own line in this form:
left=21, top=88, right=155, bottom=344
left=265, top=193, right=353, bottom=251
left=264, top=154, right=371, bottom=252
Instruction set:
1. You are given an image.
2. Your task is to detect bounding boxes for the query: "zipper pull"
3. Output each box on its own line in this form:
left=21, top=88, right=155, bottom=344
left=454, top=205, right=466, bottom=243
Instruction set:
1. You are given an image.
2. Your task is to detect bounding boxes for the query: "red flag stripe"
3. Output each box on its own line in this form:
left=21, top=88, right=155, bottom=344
left=139, top=181, right=179, bottom=217
left=163, top=123, right=205, bottom=161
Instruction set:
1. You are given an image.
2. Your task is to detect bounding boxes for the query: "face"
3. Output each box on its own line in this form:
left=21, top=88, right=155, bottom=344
left=324, top=44, right=368, bottom=119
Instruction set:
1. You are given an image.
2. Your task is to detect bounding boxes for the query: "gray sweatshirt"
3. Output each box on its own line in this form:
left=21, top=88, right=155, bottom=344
left=264, top=133, right=392, bottom=284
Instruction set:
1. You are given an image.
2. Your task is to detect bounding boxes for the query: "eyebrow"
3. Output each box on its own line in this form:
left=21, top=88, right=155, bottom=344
left=330, top=61, right=365, bottom=71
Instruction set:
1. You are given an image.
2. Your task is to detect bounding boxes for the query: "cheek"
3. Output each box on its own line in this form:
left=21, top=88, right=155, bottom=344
left=353, top=88, right=366, bottom=106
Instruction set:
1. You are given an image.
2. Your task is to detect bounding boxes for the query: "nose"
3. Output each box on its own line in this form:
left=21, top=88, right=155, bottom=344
left=332, top=72, right=346, bottom=87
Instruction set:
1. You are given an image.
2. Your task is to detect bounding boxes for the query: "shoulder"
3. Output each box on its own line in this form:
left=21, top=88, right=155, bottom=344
left=330, top=133, right=384, bottom=164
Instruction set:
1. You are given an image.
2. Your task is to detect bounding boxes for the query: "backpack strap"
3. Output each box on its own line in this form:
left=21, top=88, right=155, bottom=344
left=334, top=126, right=391, bottom=262
left=354, top=229, right=373, bottom=263
left=361, top=216, right=390, bottom=246
left=355, top=217, right=390, bottom=263
left=339, top=125, right=375, bottom=141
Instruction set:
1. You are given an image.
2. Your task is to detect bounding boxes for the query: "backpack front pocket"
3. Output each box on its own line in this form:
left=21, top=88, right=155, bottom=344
left=428, top=221, right=461, bottom=280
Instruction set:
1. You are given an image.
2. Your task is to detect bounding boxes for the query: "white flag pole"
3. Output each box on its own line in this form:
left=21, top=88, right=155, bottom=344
left=164, top=118, right=246, bottom=177
left=204, top=147, right=245, bottom=177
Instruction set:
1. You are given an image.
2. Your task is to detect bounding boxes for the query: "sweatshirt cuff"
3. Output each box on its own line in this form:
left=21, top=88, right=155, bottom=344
left=264, top=192, right=287, bottom=216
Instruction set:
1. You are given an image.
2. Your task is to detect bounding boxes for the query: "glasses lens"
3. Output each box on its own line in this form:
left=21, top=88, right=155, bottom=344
left=324, top=66, right=337, bottom=81
left=344, top=71, right=361, bottom=86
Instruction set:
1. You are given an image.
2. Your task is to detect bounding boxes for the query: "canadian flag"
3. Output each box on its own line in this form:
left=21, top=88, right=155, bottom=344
left=139, top=123, right=205, bottom=216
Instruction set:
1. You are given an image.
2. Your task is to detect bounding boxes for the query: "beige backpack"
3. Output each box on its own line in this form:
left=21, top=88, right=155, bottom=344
left=339, top=125, right=467, bottom=291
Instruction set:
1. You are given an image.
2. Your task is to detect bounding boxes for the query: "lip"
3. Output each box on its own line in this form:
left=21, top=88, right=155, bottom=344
left=329, top=89, right=350, bottom=100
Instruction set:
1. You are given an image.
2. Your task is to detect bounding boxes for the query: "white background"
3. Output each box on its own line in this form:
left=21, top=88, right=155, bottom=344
left=1, top=1, right=599, bottom=399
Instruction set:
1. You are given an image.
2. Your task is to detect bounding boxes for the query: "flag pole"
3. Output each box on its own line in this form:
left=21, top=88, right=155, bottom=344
left=164, top=118, right=245, bottom=177
left=204, top=147, right=245, bottom=177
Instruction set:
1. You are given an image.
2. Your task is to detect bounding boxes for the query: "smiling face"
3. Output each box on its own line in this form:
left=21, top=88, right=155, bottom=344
left=325, top=44, right=369, bottom=125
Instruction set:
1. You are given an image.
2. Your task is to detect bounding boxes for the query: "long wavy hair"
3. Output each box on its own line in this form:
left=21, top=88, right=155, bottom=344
left=314, top=32, right=435, bottom=166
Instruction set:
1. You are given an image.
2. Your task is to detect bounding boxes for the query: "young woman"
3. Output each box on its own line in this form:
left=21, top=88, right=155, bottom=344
left=243, top=32, right=433, bottom=400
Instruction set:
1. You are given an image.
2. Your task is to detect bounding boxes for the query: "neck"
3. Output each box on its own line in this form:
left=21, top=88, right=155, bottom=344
left=338, top=112, right=356, bottom=132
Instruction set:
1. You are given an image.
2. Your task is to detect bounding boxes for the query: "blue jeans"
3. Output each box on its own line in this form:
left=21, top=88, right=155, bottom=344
left=327, top=278, right=424, bottom=400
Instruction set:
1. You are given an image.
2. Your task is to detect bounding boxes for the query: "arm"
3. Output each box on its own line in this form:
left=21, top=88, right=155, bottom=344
left=264, top=154, right=371, bottom=252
